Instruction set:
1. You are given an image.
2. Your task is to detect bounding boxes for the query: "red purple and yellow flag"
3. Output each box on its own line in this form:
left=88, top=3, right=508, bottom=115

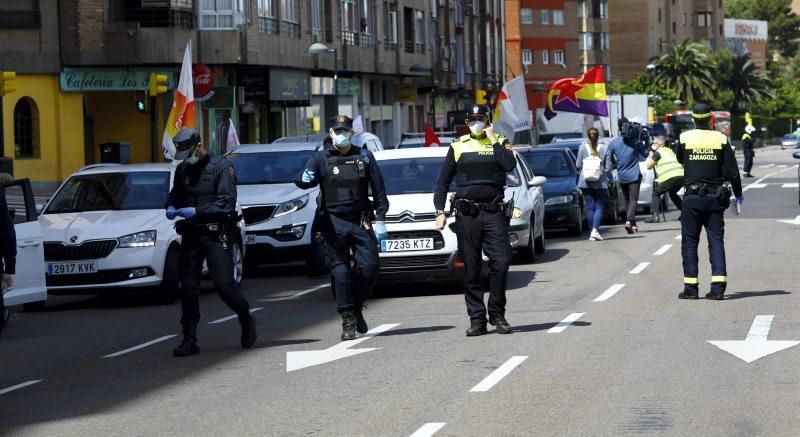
left=544, top=66, right=608, bottom=120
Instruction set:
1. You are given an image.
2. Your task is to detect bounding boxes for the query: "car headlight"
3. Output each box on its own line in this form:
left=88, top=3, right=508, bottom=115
left=117, top=230, right=156, bottom=248
left=274, top=194, right=309, bottom=217
left=545, top=195, right=573, bottom=206
left=512, top=207, right=523, bottom=218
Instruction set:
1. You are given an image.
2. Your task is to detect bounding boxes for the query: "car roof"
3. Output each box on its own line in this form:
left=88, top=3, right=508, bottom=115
left=229, top=143, right=321, bottom=154
left=374, top=146, right=450, bottom=160
left=76, top=163, right=172, bottom=175
left=272, top=134, right=327, bottom=143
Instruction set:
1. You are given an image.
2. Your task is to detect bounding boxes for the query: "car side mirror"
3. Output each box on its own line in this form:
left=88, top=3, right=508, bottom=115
left=530, top=176, right=547, bottom=187
left=793, top=151, right=800, bottom=160
left=35, top=204, right=45, bottom=216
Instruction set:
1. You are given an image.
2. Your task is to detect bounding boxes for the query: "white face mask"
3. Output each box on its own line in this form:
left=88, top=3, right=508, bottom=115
left=331, top=131, right=351, bottom=150
left=468, top=121, right=486, bottom=136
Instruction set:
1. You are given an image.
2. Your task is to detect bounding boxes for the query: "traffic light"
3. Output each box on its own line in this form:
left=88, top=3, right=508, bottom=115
left=475, top=89, right=487, bottom=105
left=134, top=90, right=147, bottom=113
left=148, top=73, right=168, bottom=97
left=1, top=71, right=16, bottom=96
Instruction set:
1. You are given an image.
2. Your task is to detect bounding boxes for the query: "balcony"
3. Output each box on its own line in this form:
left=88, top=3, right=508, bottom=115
left=63, top=24, right=195, bottom=66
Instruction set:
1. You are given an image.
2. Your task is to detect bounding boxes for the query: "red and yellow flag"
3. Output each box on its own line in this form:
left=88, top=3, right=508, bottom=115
left=162, top=40, right=196, bottom=159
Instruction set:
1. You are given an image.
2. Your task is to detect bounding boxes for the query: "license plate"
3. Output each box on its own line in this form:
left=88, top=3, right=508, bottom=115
left=245, top=234, right=257, bottom=245
left=381, top=238, right=434, bottom=252
left=47, top=261, right=98, bottom=275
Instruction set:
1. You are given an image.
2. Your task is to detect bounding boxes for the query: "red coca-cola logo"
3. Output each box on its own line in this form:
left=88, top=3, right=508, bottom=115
left=192, top=64, right=214, bottom=98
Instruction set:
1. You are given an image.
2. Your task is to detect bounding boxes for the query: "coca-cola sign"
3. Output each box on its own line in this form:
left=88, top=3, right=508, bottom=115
left=192, top=64, right=214, bottom=100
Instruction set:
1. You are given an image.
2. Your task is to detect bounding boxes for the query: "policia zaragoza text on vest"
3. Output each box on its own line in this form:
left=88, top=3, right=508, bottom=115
left=433, top=105, right=518, bottom=336
left=676, top=103, right=743, bottom=301
left=165, top=128, right=257, bottom=357
left=295, top=115, right=390, bottom=341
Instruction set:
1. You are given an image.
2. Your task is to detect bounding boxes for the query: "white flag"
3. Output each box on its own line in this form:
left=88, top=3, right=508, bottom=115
left=492, top=76, right=531, bottom=140
left=226, top=118, right=240, bottom=153
left=162, top=40, right=195, bottom=160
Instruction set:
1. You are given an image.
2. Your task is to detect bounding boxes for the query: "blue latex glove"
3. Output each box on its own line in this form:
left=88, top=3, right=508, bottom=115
left=373, top=221, right=388, bottom=242
left=166, top=206, right=178, bottom=220
left=735, top=196, right=744, bottom=215
left=301, top=169, right=315, bottom=183
left=177, top=207, right=196, bottom=219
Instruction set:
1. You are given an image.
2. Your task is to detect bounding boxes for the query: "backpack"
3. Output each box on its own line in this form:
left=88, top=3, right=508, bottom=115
left=582, top=143, right=603, bottom=182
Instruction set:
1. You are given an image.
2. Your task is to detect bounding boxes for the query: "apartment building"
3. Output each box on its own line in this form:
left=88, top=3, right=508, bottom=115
left=609, top=0, right=724, bottom=81
left=0, top=0, right=502, bottom=187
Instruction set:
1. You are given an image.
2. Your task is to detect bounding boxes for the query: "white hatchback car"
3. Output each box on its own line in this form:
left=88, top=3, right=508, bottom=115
left=373, top=147, right=546, bottom=282
left=37, top=163, right=245, bottom=301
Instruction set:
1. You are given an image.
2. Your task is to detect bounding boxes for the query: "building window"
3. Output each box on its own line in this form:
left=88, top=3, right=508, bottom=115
left=522, top=49, right=533, bottom=65
left=415, top=10, right=425, bottom=53
left=658, top=8, right=661, bottom=24
left=591, top=0, right=607, bottom=18
left=553, top=10, right=564, bottom=25
left=200, top=0, right=241, bottom=29
left=258, top=0, right=278, bottom=33
left=0, top=0, right=39, bottom=28
left=281, top=0, right=299, bottom=38
left=404, top=7, right=415, bottom=53
left=311, top=0, right=323, bottom=37
left=579, top=32, right=592, bottom=51
left=520, top=8, right=533, bottom=24
left=542, top=50, right=550, bottom=65
left=672, top=21, right=676, bottom=34
left=697, top=12, right=711, bottom=27
left=541, top=9, right=550, bottom=25
left=553, top=50, right=564, bottom=65
left=720, top=23, right=723, bottom=36
left=14, top=98, right=38, bottom=159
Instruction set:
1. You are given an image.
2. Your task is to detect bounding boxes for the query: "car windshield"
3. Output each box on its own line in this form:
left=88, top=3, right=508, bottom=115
left=228, top=151, right=314, bottom=185
left=45, top=171, right=170, bottom=214
left=380, top=156, right=520, bottom=195
left=398, top=140, right=453, bottom=149
left=522, top=151, right=576, bottom=178
left=783, top=134, right=797, bottom=140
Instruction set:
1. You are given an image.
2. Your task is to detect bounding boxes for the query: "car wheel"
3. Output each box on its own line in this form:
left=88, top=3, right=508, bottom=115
left=569, top=208, right=584, bottom=236
left=517, top=224, right=535, bottom=264
left=231, top=239, right=244, bottom=287
left=22, top=301, right=46, bottom=312
left=155, top=244, right=180, bottom=304
left=534, top=228, right=546, bottom=255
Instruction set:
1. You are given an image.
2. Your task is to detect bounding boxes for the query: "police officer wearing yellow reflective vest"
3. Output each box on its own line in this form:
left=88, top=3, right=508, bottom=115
left=433, top=105, right=517, bottom=336
left=676, top=103, right=743, bottom=300
left=644, top=136, right=684, bottom=223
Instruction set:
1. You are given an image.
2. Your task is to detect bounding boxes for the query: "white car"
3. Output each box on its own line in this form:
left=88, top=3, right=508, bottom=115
left=1, top=178, right=47, bottom=337
left=37, top=163, right=245, bottom=301
left=226, top=143, right=325, bottom=271
left=373, top=147, right=546, bottom=282
left=638, top=161, right=656, bottom=213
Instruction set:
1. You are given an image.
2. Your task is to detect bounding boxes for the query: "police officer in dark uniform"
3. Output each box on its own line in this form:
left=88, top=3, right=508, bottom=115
left=742, top=125, right=756, bottom=178
left=433, top=105, right=517, bottom=336
left=0, top=173, right=17, bottom=339
left=166, top=128, right=256, bottom=356
left=295, top=115, right=390, bottom=341
left=676, top=103, right=743, bottom=300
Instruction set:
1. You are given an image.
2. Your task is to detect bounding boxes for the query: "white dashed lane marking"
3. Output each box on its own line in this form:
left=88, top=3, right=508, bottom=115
left=783, top=183, right=799, bottom=188
left=410, top=423, right=447, bottom=437
left=0, top=380, right=42, bottom=396
left=653, top=244, right=673, bottom=256
left=103, top=335, right=177, bottom=358
left=258, top=283, right=330, bottom=302
left=469, top=356, right=528, bottom=392
left=548, top=313, right=586, bottom=333
left=208, top=307, right=263, bottom=325
left=593, top=284, right=625, bottom=302
left=629, top=262, right=651, bottom=274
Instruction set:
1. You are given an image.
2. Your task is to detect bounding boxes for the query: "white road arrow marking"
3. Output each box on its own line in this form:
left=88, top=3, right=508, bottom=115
left=286, top=323, right=399, bottom=371
left=778, top=215, right=800, bottom=226
left=708, top=315, right=800, bottom=363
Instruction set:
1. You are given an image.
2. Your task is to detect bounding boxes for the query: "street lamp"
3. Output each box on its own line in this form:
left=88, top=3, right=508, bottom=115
left=308, top=43, right=338, bottom=114
left=646, top=63, right=658, bottom=122
left=410, top=64, right=436, bottom=130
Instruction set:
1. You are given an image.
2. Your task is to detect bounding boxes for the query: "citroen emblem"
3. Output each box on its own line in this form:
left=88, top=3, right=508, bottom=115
left=70, top=235, right=78, bottom=243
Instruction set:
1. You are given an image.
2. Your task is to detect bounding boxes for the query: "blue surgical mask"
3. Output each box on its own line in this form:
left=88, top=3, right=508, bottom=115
left=184, top=153, right=200, bottom=165
left=332, top=132, right=351, bottom=149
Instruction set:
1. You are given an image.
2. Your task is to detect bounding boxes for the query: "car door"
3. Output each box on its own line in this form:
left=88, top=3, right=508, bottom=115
left=4, top=179, right=46, bottom=306
left=517, top=156, right=543, bottom=229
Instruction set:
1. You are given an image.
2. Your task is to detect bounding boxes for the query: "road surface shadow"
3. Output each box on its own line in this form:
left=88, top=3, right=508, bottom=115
left=255, top=338, right=321, bottom=348
left=378, top=325, right=455, bottom=337
left=533, top=248, right=570, bottom=264
left=724, top=290, right=790, bottom=300
left=507, top=271, right=537, bottom=290
left=512, top=321, right=591, bottom=332
left=639, top=227, right=681, bottom=233
left=602, top=235, right=646, bottom=240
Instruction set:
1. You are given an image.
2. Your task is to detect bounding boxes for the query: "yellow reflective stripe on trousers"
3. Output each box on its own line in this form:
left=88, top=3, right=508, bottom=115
left=684, top=277, right=699, bottom=284
left=711, top=275, right=728, bottom=283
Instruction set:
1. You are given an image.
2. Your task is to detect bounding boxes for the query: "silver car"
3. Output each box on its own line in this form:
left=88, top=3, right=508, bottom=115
left=781, top=134, right=800, bottom=150
left=506, top=154, right=547, bottom=262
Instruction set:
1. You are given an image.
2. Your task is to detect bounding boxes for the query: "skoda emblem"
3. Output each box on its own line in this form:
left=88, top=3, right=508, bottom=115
left=70, top=235, right=78, bottom=244
left=332, top=166, right=340, bottom=175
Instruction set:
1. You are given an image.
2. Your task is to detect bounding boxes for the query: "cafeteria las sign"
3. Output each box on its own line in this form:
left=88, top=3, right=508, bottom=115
left=60, top=69, right=175, bottom=92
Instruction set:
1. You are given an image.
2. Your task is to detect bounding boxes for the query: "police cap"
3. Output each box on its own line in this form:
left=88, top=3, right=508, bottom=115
left=467, top=105, right=491, bottom=120
left=691, top=103, right=712, bottom=119
left=329, top=115, right=353, bottom=131
left=172, top=128, right=200, bottom=161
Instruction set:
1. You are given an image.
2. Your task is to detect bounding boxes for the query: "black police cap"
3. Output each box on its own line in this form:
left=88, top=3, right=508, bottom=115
left=692, top=103, right=712, bottom=119
left=467, top=105, right=491, bottom=119
left=329, top=115, right=353, bottom=131
left=172, top=128, right=200, bottom=160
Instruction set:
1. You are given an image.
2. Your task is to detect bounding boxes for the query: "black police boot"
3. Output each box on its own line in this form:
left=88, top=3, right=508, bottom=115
left=489, top=315, right=513, bottom=334
left=678, top=289, right=699, bottom=300
left=340, top=310, right=357, bottom=341
left=354, top=304, right=368, bottom=334
left=466, top=320, right=488, bottom=337
left=744, top=173, right=754, bottom=178
left=705, top=292, right=725, bottom=301
left=644, top=214, right=662, bottom=224
left=239, top=312, right=257, bottom=349
left=173, top=323, right=200, bottom=357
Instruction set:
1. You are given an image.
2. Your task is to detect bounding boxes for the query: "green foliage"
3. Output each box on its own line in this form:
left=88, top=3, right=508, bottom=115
left=726, top=0, right=800, bottom=58
left=657, top=40, right=717, bottom=103
left=609, top=73, right=677, bottom=115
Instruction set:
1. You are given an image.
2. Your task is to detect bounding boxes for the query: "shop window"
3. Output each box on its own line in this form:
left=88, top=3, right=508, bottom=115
left=0, top=0, right=39, bottom=28
left=14, top=98, right=39, bottom=159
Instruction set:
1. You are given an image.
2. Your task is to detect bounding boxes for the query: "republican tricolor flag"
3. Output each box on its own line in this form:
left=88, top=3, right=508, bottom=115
left=544, top=66, right=608, bottom=120
left=162, top=40, right=196, bottom=160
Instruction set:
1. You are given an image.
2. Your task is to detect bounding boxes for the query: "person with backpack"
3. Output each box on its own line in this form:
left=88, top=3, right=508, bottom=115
left=608, top=121, right=648, bottom=233
left=575, top=128, right=611, bottom=241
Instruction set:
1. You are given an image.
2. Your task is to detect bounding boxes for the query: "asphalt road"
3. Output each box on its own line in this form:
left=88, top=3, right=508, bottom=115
left=1, top=149, right=799, bottom=436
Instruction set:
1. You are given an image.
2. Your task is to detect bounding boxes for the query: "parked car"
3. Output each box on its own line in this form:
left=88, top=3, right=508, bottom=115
left=395, top=131, right=458, bottom=149
left=1, top=178, right=46, bottom=336
left=781, top=134, right=800, bottom=150
left=519, top=147, right=585, bottom=235
left=37, top=163, right=246, bottom=302
left=794, top=151, right=800, bottom=204
left=226, top=143, right=326, bottom=272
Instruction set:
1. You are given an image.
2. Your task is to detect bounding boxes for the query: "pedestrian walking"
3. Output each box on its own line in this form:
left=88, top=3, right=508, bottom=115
left=608, top=121, right=648, bottom=233
left=742, top=125, right=756, bottom=178
left=676, top=103, right=743, bottom=300
left=433, top=105, right=517, bottom=336
left=0, top=173, right=16, bottom=339
left=575, top=127, right=611, bottom=241
left=644, top=136, right=685, bottom=223
left=295, top=115, right=390, bottom=341
left=165, top=128, right=256, bottom=357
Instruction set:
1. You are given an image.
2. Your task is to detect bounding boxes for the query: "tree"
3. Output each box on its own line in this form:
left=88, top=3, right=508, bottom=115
left=726, top=0, right=800, bottom=58
left=656, top=40, right=716, bottom=104
left=726, top=54, right=773, bottom=115
left=609, top=73, right=677, bottom=116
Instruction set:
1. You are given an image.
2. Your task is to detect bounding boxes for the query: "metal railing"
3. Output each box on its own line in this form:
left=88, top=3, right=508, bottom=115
left=258, top=17, right=279, bottom=34
left=282, top=21, right=300, bottom=38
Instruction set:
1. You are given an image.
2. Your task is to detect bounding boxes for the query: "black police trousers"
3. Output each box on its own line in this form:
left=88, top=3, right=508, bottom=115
left=455, top=210, right=512, bottom=323
left=323, top=214, right=379, bottom=312
left=681, top=194, right=727, bottom=296
left=743, top=148, right=755, bottom=174
left=179, top=232, right=250, bottom=324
